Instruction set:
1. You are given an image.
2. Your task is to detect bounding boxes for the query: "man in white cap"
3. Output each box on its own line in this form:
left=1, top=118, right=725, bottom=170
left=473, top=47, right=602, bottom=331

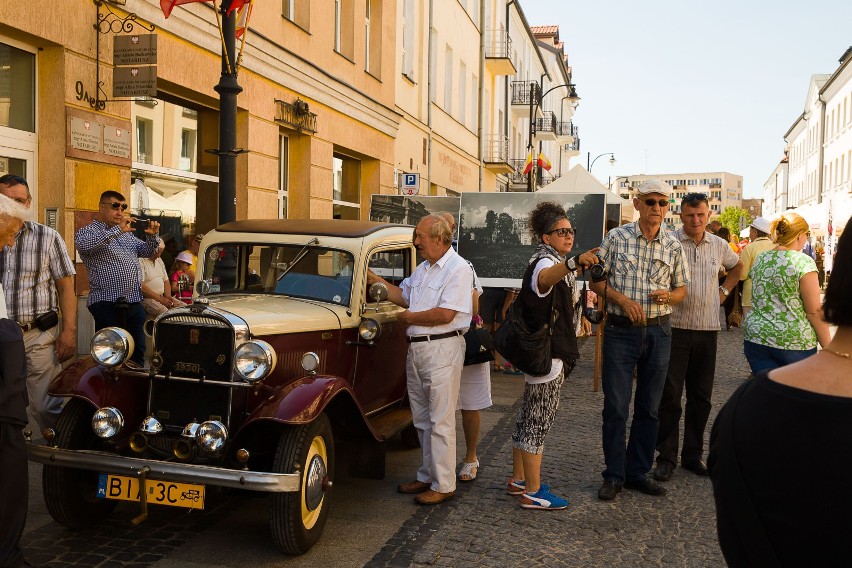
left=591, top=179, right=690, bottom=501
left=739, top=217, right=774, bottom=317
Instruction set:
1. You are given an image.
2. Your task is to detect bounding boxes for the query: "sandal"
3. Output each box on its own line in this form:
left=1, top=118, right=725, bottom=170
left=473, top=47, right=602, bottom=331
left=492, top=363, right=503, bottom=373
left=458, top=459, right=480, bottom=482
left=503, top=363, right=523, bottom=376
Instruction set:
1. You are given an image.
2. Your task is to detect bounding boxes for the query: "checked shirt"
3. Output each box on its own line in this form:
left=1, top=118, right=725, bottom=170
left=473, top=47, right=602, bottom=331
left=75, top=220, right=160, bottom=305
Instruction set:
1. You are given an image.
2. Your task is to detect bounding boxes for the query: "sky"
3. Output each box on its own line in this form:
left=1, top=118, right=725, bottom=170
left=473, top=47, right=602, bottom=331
left=521, top=0, right=852, bottom=198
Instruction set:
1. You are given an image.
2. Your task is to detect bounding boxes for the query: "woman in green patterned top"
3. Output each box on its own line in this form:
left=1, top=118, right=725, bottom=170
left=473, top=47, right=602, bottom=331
left=743, top=212, right=831, bottom=374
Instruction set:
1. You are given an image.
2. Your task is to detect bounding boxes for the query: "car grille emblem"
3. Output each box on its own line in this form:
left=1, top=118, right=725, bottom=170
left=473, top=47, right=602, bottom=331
left=216, top=354, right=226, bottom=365
left=190, top=329, right=200, bottom=344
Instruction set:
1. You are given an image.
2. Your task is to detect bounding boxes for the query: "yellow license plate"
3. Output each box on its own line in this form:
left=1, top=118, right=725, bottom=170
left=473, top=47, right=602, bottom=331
left=97, top=474, right=205, bottom=510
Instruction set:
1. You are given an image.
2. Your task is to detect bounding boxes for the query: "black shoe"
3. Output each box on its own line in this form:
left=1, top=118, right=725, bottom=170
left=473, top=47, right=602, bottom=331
left=624, top=477, right=667, bottom=496
left=653, top=461, right=674, bottom=482
left=681, top=459, right=709, bottom=477
left=597, top=480, right=622, bottom=501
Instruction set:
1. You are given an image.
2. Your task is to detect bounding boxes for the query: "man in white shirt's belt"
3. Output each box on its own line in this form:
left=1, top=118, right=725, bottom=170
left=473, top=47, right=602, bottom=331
left=367, top=214, right=472, bottom=505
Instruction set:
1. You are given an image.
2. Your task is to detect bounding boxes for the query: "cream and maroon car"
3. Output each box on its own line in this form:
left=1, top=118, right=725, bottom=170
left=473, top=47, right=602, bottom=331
left=29, top=219, right=419, bottom=554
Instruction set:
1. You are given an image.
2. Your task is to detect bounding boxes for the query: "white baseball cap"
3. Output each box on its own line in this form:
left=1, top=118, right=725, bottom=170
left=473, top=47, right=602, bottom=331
left=636, top=179, right=672, bottom=197
left=175, top=251, right=193, bottom=264
left=750, top=217, right=771, bottom=234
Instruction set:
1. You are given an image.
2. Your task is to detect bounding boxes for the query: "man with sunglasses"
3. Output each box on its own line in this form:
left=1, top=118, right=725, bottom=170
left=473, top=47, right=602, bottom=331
left=0, top=174, right=76, bottom=433
left=592, top=179, right=690, bottom=501
left=653, top=193, right=741, bottom=483
left=76, top=190, right=161, bottom=366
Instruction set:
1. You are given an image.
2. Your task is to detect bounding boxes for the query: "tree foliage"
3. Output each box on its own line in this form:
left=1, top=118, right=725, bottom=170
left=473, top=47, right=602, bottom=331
left=718, top=206, right=752, bottom=237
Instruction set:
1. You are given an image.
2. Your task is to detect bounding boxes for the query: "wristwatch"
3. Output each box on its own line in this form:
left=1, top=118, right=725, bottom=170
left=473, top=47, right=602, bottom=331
left=719, top=285, right=730, bottom=296
left=564, top=255, right=578, bottom=272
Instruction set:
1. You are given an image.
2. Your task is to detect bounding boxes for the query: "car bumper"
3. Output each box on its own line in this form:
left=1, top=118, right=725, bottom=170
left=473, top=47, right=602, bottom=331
left=27, top=443, right=301, bottom=492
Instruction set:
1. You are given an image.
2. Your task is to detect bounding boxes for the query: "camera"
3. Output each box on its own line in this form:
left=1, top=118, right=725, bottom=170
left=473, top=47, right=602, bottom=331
left=590, top=254, right=607, bottom=283
left=134, top=218, right=150, bottom=230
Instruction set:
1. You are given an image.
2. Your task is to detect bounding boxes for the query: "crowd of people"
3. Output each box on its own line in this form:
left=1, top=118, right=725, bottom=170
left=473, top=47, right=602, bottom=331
left=1, top=173, right=848, bottom=565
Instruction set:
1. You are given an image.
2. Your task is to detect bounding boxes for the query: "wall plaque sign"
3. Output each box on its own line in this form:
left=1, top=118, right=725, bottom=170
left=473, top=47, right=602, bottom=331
left=113, top=34, right=157, bottom=66
left=69, top=117, right=103, bottom=153
left=113, top=66, right=157, bottom=98
left=103, top=126, right=131, bottom=158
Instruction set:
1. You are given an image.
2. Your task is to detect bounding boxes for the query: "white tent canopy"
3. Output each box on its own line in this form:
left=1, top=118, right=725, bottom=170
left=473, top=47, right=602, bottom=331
left=537, top=164, right=628, bottom=205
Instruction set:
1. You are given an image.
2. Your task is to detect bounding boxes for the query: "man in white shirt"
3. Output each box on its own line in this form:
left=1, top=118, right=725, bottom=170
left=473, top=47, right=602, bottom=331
left=367, top=214, right=472, bottom=505
left=739, top=217, right=775, bottom=317
left=140, top=241, right=182, bottom=315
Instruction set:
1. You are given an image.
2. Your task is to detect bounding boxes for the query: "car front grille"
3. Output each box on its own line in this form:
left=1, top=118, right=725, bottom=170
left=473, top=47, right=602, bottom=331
left=150, top=313, right=236, bottom=432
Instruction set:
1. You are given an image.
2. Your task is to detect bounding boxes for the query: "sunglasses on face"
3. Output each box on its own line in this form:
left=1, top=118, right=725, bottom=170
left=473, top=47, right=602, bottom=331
left=549, top=227, right=576, bottom=237
left=101, top=201, right=128, bottom=211
left=644, top=199, right=670, bottom=207
left=682, top=193, right=708, bottom=206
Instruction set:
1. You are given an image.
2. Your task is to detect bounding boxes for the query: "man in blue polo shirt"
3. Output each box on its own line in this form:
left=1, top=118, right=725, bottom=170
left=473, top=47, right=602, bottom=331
left=76, top=190, right=160, bottom=366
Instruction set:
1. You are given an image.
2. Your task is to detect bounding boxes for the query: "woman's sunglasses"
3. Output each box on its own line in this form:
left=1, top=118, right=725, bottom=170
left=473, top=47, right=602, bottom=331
left=549, top=227, right=576, bottom=237
left=101, top=201, right=128, bottom=211
left=643, top=198, right=670, bottom=207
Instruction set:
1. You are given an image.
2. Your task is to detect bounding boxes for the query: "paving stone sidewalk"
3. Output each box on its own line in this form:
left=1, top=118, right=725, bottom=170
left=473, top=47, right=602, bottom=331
left=368, top=328, right=749, bottom=568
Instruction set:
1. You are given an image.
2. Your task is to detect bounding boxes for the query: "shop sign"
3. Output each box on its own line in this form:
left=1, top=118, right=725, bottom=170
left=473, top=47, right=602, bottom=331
left=113, top=34, right=157, bottom=66
left=113, top=65, right=157, bottom=98
left=104, top=127, right=131, bottom=158
left=69, top=117, right=103, bottom=153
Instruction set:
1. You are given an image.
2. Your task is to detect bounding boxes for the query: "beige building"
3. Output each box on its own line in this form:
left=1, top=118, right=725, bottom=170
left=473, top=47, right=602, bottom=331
left=615, top=172, right=743, bottom=229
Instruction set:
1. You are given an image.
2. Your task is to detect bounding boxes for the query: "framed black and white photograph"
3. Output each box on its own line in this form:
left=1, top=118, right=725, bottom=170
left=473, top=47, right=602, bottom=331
left=369, top=194, right=461, bottom=237
left=458, top=192, right=607, bottom=287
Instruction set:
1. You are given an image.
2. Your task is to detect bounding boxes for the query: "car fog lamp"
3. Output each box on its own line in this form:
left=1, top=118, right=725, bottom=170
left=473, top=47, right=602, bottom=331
left=90, top=327, right=135, bottom=368
left=182, top=422, right=201, bottom=438
left=140, top=416, right=163, bottom=434
left=92, top=407, right=124, bottom=439
left=196, top=420, right=227, bottom=453
left=234, top=340, right=277, bottom=383
left=358, top=318, right=381, bottom=341
left=301, top=352, right=320, bottom=373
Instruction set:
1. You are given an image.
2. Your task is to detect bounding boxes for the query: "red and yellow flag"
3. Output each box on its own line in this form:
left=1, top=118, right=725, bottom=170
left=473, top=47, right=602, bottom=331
left=522, top=151, right=534, bottom=175
left=234, top=0, right=254, bottom=38
left=537, top=152, right=552, bottom=171
left=160, top=0, right=211, bottom=18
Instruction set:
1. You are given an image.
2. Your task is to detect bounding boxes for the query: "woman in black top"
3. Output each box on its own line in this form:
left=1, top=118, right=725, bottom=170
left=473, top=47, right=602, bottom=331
left=708, top=215, right=852, bottom=567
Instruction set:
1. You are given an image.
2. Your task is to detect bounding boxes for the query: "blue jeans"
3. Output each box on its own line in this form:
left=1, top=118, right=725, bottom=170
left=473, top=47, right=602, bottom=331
left=601, top=321, right=672, bottom=484
left=88, top=301, right=146, bottom=366
left=743, top=340, right=815, bottom=375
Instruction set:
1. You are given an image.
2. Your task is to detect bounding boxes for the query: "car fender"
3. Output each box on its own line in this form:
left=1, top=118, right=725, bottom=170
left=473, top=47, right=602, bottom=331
left=241, top=375, right=376, bottom=439
left=48, top=357, right=149, bottom=427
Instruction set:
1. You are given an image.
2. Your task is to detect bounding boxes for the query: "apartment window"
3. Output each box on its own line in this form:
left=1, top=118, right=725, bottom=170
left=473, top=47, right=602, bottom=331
left=0, top=42, right=35, bottom=132
left=401, top=0, right=416, bottom=80
left=444, top=46, right=453, bottom=115
left=333, top=152, right=361, bottom=220
left=459, top=61, right=467, bottom=126
left=334, top=0, right=354, bottom=59
left=282, top=0, right=310, bottom=30
left=136, top=118, right=152, bottom=163
left=278, top=135, right=289, bottom=219
left=365, top=0, right=382, bottom=77
left=179, top=129, right=196, bottom=171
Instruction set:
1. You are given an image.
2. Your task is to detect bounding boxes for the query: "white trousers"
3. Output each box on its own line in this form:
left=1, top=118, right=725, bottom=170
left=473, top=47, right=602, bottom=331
left=406, top=335, right=465, bottom=494
left=23, top=326, right=64, bottom=431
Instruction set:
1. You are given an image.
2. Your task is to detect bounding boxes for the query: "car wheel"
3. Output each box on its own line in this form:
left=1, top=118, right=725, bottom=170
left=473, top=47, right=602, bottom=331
left=400, top=423, right=420, bottom=448
left=43, top=399, right=117, bottom=529
left=270, top=413, right=334, bottom=555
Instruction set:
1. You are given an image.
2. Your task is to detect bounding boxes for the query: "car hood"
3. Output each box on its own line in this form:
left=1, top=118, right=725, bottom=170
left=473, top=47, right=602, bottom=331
left=204, top=294, right=351, bottom=336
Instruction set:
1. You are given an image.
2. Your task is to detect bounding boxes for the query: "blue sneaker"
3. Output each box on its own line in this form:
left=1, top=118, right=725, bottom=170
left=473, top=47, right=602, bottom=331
left=507, top=478, right=525, bottom=495
left=519, top=487, right=568, bottom=510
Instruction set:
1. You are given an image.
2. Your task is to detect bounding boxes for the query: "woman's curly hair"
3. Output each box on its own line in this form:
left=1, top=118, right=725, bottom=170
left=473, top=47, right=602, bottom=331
left=528, top=201, right=567, bottom=241
left=771, top=212, right=809, bottom=247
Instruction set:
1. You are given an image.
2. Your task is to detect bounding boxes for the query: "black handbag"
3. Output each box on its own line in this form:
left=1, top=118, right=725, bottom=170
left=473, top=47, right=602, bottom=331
left=463, top=325, right=495, bottom=366
left=492, top=295, right=557, bottom=377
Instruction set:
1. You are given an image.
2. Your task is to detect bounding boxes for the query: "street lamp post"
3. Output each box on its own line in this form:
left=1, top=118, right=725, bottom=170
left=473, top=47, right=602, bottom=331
left=527, top=82, right=580, bottom=192
left=588, top=152, right=616, bottom=172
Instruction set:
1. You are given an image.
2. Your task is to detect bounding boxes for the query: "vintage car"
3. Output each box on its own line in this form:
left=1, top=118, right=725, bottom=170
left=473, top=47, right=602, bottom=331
left=28, top=219, right=420, bottom=554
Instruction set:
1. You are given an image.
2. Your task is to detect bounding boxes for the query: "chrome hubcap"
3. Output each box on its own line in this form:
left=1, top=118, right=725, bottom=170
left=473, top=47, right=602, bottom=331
left=304, top=454, right=327, bottom=511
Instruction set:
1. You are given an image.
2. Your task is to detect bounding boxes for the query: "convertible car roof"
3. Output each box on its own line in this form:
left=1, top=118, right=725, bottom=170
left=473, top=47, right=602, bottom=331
left=213, top=219, right=411, bottom=238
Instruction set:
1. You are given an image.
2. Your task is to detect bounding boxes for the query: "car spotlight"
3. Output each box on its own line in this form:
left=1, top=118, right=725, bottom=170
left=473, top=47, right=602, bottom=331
left=358, top=318, right=381, bottom=341
left=92, top=407, right=124, bottom=439
left=301, top=352, right=320, bottom=373
left=196, top=420, right=227, bottom=453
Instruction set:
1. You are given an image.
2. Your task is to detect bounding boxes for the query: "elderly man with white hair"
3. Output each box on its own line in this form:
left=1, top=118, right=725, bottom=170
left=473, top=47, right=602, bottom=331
left=0, top=192, right=35, bottom=568
left=140, top=240, right=183, bottom=315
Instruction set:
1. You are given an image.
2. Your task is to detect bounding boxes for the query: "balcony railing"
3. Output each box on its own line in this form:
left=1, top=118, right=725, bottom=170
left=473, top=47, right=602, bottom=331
left=483, top=134, right=509, bottom=164
left=563, top=138, right=581, bottom=152
left=535, top=111, right=557, bottom=136
left=485, top=27, right=512, bottom=59
left=511, top=81, right=540, bottom=106
left=509, top=158, right=530, bottom=185
left=556, top=121, right=578, bottom=138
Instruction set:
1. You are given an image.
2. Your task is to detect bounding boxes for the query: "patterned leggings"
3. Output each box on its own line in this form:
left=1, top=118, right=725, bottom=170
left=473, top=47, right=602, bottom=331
left=511, top=362, right=572, bottom=454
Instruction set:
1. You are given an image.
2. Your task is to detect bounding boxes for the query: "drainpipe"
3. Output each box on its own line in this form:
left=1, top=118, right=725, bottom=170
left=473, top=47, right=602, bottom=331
left=478, top=0, right=486, bottom=191
left=427, top=0, right=434, bottom=195
left=817, top=96, right=826, bottom=204
left=504, top=1, right=513, bottom=192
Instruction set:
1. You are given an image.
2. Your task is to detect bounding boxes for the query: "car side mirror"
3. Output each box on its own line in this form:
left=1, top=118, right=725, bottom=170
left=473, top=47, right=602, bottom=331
left=363, top=282, right=388, bottom=314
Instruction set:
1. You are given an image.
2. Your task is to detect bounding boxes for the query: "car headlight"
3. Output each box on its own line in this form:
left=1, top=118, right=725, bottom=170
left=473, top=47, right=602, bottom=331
left=92, top=407, right=124, bottom=439
left=234, top=340, right=277, bottom=383
left=90, top=327, right=135, bottom=368
left=196, top=420, right=227, bottom=453
left=358, top=318, right=381, bottom=341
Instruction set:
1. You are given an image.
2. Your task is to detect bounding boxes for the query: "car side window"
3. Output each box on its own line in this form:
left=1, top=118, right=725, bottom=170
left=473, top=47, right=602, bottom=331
left=368, top=248, right=411, bottom=289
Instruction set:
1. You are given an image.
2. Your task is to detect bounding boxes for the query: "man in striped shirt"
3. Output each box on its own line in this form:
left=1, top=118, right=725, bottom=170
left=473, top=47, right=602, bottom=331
left=653, top=193, right=741, bottom=482
left=76, top=190, right=160, bottom=366
left=0, top=174, right=76, bottom=431
left=591, top=179, right=690, bottom=501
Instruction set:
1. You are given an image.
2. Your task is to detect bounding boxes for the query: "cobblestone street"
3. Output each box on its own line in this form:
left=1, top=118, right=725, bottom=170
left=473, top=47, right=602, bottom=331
left=22, top=326, right=749, bottom=567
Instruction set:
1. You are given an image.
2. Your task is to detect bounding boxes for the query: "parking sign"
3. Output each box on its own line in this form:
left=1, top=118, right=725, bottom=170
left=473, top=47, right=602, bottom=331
left=401, top=173, right=419, bottom=195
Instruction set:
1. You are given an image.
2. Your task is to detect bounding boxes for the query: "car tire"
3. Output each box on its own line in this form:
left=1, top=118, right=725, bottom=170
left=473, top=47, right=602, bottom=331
left=400, top=423, right=421, bottom=448
left=43, top=399, right=117, bottom=529
left=270, top=413, right=334, bottom=555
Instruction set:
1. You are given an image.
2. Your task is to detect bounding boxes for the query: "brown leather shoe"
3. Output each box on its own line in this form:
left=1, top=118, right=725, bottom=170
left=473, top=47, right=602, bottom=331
left=397, top=480, right=430, bottom=494
left=414, top=489, right=455, bottom=505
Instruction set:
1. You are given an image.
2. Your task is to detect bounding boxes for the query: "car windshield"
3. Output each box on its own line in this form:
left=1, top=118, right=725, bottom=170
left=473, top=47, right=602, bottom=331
left=202, top=243, right=356, bottom=306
